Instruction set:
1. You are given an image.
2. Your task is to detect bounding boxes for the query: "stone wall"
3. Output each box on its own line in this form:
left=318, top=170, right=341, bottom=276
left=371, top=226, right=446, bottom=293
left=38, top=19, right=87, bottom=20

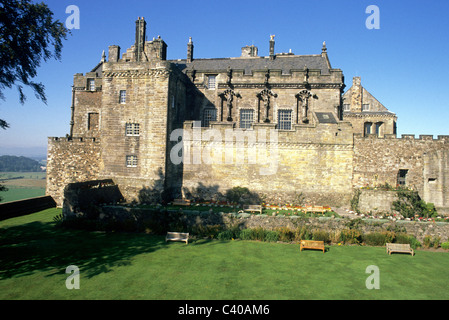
left=99, top=206, right=449, bottom=243
left=99, top=60, right=188, bottom=203
left=46, top=137, right=101, bottom=207
left=353, top=134, right=449, bottom=212
left=358, top=189, right=398, bottom=214
left=180, top=118, right=354, bottom=207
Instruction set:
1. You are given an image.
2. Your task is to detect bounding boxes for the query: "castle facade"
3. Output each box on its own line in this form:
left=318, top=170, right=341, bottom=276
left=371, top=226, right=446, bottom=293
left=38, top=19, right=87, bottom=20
left=46, top=18, right=449, bottom=213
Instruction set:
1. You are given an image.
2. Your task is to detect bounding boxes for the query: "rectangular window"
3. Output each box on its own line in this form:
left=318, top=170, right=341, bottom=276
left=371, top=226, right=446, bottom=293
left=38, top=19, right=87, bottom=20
left=343, top=104, right=350, bottom=111
left=364, top=122, right=372, bottom=136
left=362, top=104, right=370, bottom=111
left=126, top=155, right=138, bottom=168
left=397, top=169, right=408, bottom=186
left=278, top=110, right=292, bottom=130
left=375, top=122, right=382, bottom=136
left=202, top=108, right=217, bottom=127
left=119, top=90, right=127, bottom=104
left=125, top=123, right=140, bottom=136
left=88, top=79, right=95, bottom=91
left=207, top=75, right=216, bottom=90
left=240, top=109, right=254, bottom=129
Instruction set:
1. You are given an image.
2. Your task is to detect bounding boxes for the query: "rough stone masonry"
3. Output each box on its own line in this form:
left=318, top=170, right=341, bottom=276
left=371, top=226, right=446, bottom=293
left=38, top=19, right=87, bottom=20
left=46, top=17, right=449, bottom=214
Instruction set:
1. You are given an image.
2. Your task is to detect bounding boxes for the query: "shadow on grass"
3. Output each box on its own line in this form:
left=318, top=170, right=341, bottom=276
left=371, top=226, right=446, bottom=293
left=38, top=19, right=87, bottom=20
left=0, top=220, right=195, bottom=280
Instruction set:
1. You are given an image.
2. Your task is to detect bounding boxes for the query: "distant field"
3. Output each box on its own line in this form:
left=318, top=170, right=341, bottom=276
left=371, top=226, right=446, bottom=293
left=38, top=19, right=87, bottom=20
left=0, top=172, right=46, bottom=203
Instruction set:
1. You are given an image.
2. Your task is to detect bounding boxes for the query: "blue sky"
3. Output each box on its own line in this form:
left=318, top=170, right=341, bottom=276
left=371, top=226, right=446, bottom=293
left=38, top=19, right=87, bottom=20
left=1, top=0, right=449, bottom=157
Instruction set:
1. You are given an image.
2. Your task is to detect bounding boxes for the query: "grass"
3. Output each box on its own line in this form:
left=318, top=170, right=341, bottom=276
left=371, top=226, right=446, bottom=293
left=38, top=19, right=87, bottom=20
left=1, top=209, right=449, bottom=300
left=0, top=186, right=46, bottom=203
left=0, top=172, right=46, bottom=203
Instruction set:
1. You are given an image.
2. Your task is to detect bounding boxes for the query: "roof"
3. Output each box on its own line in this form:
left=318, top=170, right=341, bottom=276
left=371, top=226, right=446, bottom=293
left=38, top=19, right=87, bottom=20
left=316, top=112, right=338, bottom=124
left=171, top=54, right=331, bottom=75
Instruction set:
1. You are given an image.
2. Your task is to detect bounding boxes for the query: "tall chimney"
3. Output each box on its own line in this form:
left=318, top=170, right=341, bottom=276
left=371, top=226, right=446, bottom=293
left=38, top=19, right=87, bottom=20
left=269, top=35, right=275, bottom=60
left=187, top=37, right=194, bottom=63
left=135, top=17, right=147, bottom=62
left=108, top=45, right=120, bottom=62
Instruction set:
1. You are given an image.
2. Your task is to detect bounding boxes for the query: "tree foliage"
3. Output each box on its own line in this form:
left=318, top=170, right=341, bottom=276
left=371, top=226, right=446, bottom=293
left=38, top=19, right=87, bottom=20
left=0, top=0, right=68, bottom=106
left=0, top=155, right=43, bottom=172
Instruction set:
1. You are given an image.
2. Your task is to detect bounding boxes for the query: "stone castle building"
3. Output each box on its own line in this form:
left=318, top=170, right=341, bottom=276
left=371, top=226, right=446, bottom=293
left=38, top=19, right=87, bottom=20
left=46, top=17, right=449, bottom=213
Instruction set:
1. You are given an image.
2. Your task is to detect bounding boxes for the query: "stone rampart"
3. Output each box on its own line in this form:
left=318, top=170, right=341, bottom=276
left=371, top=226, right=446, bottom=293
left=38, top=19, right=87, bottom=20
left=46, top=137, right=101, bottom=207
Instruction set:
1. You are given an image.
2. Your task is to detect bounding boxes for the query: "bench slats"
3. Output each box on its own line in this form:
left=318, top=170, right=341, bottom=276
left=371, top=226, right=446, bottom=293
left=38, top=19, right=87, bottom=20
left=300, top=240, right=325, bottom=253
left=243, top=205, right=262, bottom=214
left=166, top=232, right=189, bottom=244
left=386, top=243, right=414, bottom=256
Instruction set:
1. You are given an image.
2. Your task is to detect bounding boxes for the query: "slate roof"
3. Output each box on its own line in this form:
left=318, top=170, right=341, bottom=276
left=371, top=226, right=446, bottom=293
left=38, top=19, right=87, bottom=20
left=316, top=112, right=338, bottom=124
left=171, top=55, right=330, bottom=75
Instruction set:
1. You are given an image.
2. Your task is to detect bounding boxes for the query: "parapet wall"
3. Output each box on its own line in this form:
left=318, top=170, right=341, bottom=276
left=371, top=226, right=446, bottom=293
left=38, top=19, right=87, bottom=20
left=46, top=137, right=102, bottom=207
left=180, top=120, right=354, bottom=206
left=353, top=134, right=449, bottom=210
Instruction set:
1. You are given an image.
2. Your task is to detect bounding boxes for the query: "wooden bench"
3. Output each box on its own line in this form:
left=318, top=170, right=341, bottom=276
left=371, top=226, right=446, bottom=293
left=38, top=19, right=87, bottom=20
left=386, top=243, right=414, bottom=256
left=303, top=206, right=331, bottom=214
left=243, top=205, right=262, bottom=214
left=300, top=240, right=325, bottom=253
left=166, top=232, right=189, bottom=244
left=172, top=199, right=191, bottom=206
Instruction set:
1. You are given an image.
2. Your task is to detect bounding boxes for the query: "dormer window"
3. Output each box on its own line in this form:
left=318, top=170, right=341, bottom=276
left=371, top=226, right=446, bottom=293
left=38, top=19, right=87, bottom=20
left=362, top=104, right=370, bottom=111
left=207, top=75, right=216, bottom=89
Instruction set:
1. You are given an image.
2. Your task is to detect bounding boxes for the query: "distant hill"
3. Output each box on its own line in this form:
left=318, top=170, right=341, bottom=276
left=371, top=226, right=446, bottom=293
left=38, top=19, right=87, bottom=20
left=0, top=155, right=43, bottom=172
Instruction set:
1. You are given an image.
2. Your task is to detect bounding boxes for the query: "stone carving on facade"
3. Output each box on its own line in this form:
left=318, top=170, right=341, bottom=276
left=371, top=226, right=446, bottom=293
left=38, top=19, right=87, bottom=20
left=257, top=88, right=278, bottom=123
left=219, top=89, right=240, bottom=121
left=296, top=89, right=312, bottom=123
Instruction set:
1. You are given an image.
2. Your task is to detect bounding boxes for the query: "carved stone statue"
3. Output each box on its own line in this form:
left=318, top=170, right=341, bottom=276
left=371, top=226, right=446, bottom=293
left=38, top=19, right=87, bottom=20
left=258, top=89, right=277, bottom=123
left=296, top=90, right=312, bottom=123
left=219, top=89, right=240, bottom=122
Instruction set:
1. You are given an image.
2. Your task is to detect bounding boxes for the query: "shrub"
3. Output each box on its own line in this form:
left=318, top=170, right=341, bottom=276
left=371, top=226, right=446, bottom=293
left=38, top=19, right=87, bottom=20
left=225, top=186, right=260, bottom=206
left=277, top=227, right=295, bottom=242
left=432, top=236, right=441, bottom=249
left=441, top=242, right=449, bottom=250
left=423, top=235, right=432, bottom=248
left=392, top=190, right=437, bottom=219
left=238, top=228, right=254, bottom=241
left=264, top=230, right=280, bottom=242
left=362, top=231, right=395, bottom=246
left=295, top=225, right=312, bottom=241
left=312, top=229, right=330, bottom=243
left=191, top=224, right=222, bottom=239
left=339, top=229, right=362, bottom=244
left=394, top=233, right=421, bottom=249
left=217, top=230, right=235, bottom=240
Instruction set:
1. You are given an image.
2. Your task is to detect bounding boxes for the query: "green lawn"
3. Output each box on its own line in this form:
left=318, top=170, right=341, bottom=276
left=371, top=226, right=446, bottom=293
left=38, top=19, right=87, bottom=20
left=1, top=208, right=449, bottom=300
left=0, top=186, right=46, bottom=203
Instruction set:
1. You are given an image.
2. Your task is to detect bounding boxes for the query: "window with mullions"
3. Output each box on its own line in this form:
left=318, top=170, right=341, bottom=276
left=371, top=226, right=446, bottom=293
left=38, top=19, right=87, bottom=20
left=202, top=108, right=217, bottom=127
left=125, top=123, right=140, bottom=136
left=126, top=155, right=138, bottom=168
left=240, top=109, right=254, bottom=129
left=88, top=79, right=95, bottom=91
left=207, top=75, right=216, bottom=89
left=119, top=90, right=127, bottom=104
left=278, top=110, right=292, bottom=130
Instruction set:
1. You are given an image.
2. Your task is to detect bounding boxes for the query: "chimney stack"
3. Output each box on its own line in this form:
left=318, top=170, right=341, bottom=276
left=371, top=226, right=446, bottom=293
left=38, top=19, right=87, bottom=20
left=269, top=35, right=275, bottom=60
left=135, top=17, right=147, bottom=62
left=187, top=37, right=194, bottom=63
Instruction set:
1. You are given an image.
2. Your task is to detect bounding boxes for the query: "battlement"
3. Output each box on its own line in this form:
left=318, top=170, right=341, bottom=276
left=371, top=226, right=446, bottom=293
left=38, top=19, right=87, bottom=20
left=354, top=133, right=449, bottom=142
left=49, top=137, right=99, bottom=143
